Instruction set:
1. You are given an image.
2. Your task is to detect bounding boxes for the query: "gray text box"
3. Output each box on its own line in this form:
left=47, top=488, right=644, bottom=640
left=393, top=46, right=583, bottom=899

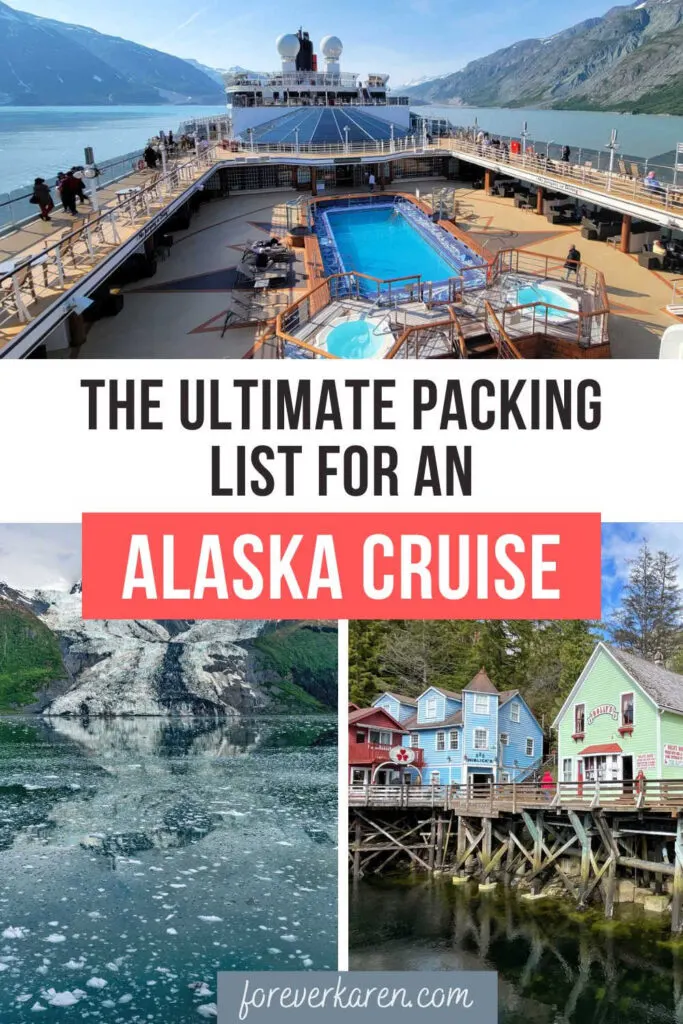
left=218, top=971, right=497, bottom=1022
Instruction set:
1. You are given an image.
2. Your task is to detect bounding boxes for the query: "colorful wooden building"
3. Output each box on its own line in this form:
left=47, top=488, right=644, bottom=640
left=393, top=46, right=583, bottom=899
left=553, top=642, right=683, bottom=785
left=348, top=704, right=425, bottom=785
left=372, top=668, right=543, bottom=786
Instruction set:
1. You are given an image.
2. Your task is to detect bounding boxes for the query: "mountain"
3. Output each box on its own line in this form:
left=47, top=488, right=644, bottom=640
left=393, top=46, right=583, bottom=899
left=405, top=0, right=683, bottom=115
left=184, top=59, right=229, bottom=88
left=0, top=582, right=337, bottom=716
left=0, top=1, right=225, bottom=105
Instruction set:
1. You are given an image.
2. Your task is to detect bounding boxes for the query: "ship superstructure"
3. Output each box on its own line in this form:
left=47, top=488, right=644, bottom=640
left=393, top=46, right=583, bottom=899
left=225, top=30, right=411, bottom=143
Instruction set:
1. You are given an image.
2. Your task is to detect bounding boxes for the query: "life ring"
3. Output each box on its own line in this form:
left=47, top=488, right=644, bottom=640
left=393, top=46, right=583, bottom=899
left=136, top=159, right=146, bottom=171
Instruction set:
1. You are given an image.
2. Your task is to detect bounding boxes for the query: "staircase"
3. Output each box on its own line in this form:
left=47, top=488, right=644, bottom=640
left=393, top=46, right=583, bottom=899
left=460, top=319, right=498, bottom=358
left=515, top=753, right=556, bottom=784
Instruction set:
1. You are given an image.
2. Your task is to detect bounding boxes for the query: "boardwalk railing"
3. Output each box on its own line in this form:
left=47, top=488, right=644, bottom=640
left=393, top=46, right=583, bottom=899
left=349, top=778, right=683, bottom=812
left=0, top=145, right=220, bottom=345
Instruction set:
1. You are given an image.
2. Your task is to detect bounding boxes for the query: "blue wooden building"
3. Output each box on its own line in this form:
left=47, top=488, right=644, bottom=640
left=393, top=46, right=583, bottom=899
left=373, top=669, right=543, bottom=786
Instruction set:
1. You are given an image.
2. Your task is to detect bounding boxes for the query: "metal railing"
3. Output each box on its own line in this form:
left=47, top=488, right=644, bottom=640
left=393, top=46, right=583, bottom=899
left=489, top=249, right=610, bottom=349
left=349, top=742, right=425, bottom=767
left=0, top=145, right=220, bottom=342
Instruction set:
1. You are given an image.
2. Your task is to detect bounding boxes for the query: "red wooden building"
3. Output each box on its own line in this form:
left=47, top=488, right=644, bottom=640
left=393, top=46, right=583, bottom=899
left=349, top=705, right=424, bottom=785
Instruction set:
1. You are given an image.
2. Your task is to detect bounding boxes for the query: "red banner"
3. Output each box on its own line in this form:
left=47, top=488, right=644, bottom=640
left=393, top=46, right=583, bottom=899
left=81, top=512, right=601, bottom=620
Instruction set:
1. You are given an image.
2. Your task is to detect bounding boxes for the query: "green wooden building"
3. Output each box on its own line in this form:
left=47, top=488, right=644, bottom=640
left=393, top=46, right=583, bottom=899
left=553, top=642, right=683, bottom=786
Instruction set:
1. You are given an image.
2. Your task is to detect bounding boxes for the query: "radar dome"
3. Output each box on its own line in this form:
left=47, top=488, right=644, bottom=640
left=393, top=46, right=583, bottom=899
left=320, top=35, right=343, bottom=59
left=276, top=33, right=300, bottom=59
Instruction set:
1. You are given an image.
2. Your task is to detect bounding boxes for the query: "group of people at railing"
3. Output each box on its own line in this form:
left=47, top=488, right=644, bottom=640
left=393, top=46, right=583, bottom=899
left=30, top=167, right=91, bottom=222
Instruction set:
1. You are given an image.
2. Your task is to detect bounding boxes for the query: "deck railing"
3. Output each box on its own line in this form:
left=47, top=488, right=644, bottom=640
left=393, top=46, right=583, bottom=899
left=349, top=778, right=683, bottom=812
left=349, top=742, right=425, bottom=767
left=486, top=248, right=611, bottom=352
left=0, top=145, right=220, bottom=348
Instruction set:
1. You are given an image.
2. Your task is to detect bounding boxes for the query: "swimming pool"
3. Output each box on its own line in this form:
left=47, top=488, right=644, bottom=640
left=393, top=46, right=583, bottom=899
left=515, top=282, right=579, bottom=322
left=316, top=315, right=394, bottom=359
left=315, top=200, right=486, bottom=296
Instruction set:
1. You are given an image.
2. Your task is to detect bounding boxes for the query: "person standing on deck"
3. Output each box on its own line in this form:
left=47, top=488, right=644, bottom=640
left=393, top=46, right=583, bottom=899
left=30, top=178, right=54, bottom=221
left=541, top=771, right=554, bottom=801
left=562, top=145, right=571, bottom=163
left=70, top=168, right=89, bottom=205
left=59, top=171, right=80, bottom=216
left=368, top=172, right=376, bottom=193
left=144, top=143, right=158, bottom=170
left=564, top=244, right=581, bottom=280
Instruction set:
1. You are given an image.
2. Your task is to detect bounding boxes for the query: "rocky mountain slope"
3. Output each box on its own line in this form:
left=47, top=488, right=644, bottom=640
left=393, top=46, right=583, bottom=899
left=0, top=582, right=337, bottom=717
left=0, top=1, right=224, bottom=105
left=406, top=0, right=683, bottom=115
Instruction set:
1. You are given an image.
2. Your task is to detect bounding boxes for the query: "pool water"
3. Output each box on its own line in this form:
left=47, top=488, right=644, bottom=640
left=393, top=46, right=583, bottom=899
left=516, top=283, right=578, bottom=321
left=325, top=207, right=460, bottom=285
left=325, top=319, right=388, bottom=358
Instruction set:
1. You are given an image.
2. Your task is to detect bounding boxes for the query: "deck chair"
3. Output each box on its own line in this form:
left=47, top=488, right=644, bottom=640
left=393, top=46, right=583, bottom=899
left=220, top=294, right=255, bottom=337
left=630, top=162, right=642, bottom=179
left=1, top=266, right=35, bottom=323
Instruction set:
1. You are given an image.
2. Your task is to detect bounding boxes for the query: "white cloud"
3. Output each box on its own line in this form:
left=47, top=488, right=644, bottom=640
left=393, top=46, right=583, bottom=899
left=0, top=524, right=81, bottom=592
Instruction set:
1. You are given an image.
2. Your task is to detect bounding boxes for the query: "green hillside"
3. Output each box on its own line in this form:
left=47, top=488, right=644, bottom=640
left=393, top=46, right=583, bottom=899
left=248, top=622, right=338, bottom=710
left=0, top=600, right=67, bottom=711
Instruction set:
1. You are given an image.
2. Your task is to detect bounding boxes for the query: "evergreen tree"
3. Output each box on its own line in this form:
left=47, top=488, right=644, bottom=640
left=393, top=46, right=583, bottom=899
left=607, top=542, right=683, bottom=660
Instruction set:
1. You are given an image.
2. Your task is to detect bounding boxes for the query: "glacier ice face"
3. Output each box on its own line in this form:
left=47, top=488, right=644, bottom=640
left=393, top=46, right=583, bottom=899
left=21, top=583, right=272, bottom=718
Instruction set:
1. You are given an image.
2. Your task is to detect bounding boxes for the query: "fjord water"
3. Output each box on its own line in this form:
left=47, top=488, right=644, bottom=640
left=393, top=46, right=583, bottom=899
left=0, top=715, right=336, bottom=1020
left=350, top=878, right=682, bottom=1023
left=0, top=105, right=226, bottom=192
left=423, top=105, right=683, bottom=163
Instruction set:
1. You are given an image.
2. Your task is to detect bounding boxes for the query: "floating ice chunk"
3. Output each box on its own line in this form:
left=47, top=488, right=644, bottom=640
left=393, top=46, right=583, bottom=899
left=16, top=994, right=32, bottom=1003
left=0, top=963, right=8, bottom=972
left=169, top=884, right=186, bottom=889
left=44, top=934, right=66, bottom=944
left=197, top=916, right=222, bottom=923
left=119, top=993, right=133, bottom=1003
left=197, top=1005, right=218, bottom=1018
left=64, top=959, right=86, bottom=969
left=2, top=926, right=27, bottom=938
left=191, top=983, right=213, bottom=997
left=276, top=841, right=294, bottom=846
left=86, top=978, right=107, bottom=989
left=30, top=1004, right=47, bottom=1012
left=280, top=935, right=297, bottom=942
left=44, top=990, right=81, bottom=1007
left=166, top=928, right=178, bottom=936
left=101, top=1000, right=116, bottom=1009
left=267, top=948, right=282, bottom=955
left=302, top=958, right=313, bottom=967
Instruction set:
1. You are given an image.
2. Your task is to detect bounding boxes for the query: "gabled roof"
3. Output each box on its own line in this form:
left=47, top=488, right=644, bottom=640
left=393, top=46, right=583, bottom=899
left=463, top=668, right=498, bottom=694
left=349, top=706, right=403, bottom=730
left=403, top=711, right=463, bottom=730
left=607, top=645, right=683, bottom=715
left=373, top=692, right=417, bottom=707
left=499, top=690, right=520, bottom=705
left=551, top=642, right=681, bottom=728
left=415, top=685, right=461, bottom=702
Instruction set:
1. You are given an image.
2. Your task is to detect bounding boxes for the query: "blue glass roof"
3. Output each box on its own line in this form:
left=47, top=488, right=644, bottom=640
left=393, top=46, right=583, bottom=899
left=241, top=108, right=409, bottom=145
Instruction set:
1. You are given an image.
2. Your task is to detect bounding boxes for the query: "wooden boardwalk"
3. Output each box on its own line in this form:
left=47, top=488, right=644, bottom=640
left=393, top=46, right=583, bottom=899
left=349, top=778, right=683, bottom=814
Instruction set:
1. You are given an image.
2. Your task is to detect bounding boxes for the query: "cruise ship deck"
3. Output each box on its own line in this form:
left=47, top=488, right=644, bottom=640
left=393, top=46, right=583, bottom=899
left=1, top=127, right=681, bottom=359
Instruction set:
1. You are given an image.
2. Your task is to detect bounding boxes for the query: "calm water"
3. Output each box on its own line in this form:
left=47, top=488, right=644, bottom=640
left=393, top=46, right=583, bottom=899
left=0, top=105, right=226, bottom=193
left=0, top=715, right=337, bottom=1020
left=350, top=877, right=683, bottom=1023
left=423, top=104, right=683, bottom=163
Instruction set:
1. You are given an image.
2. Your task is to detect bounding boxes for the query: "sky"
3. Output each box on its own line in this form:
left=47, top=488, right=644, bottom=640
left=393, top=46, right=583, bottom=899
left=0, top=522, right=682, bottom=612
left=10, top=0, right=618, bottom=84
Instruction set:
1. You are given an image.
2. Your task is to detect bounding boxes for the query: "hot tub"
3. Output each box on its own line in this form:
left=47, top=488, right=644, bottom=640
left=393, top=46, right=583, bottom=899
left=514, top=281, right=579, bottom=323
left=316, top=314, right=395, bottom=359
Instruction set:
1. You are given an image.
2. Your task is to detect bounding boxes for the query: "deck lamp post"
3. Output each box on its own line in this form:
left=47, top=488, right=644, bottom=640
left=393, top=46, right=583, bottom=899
left=294, top=128, right=300, bottom=155
left=606, top=128, right=619, bottom=192
left=390, top=123, right=395, bottom=154
left=343, top=125, right=350, bottom=156
left=546, top=139, right=554, bottom=162
left=422, top=117, right=428, bottom=151
left=82, top=146, right=99, bottom=213
left=159, top=140, right=167, bottom=178
left=248, top=128, right=254, bottom=153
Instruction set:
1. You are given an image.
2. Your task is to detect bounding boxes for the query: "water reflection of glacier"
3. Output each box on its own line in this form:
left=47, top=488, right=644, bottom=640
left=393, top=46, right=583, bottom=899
left=0, top=716, right=337, bottom=1021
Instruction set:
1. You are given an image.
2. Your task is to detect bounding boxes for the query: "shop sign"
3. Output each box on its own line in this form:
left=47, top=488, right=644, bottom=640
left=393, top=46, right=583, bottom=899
left=466, top=751, right=494, bottom=763
left=635, top=752, right=656, bottom=772
left=586, top=704, right=618, bottom=726
left=664, top=744, right=683, bottom=767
